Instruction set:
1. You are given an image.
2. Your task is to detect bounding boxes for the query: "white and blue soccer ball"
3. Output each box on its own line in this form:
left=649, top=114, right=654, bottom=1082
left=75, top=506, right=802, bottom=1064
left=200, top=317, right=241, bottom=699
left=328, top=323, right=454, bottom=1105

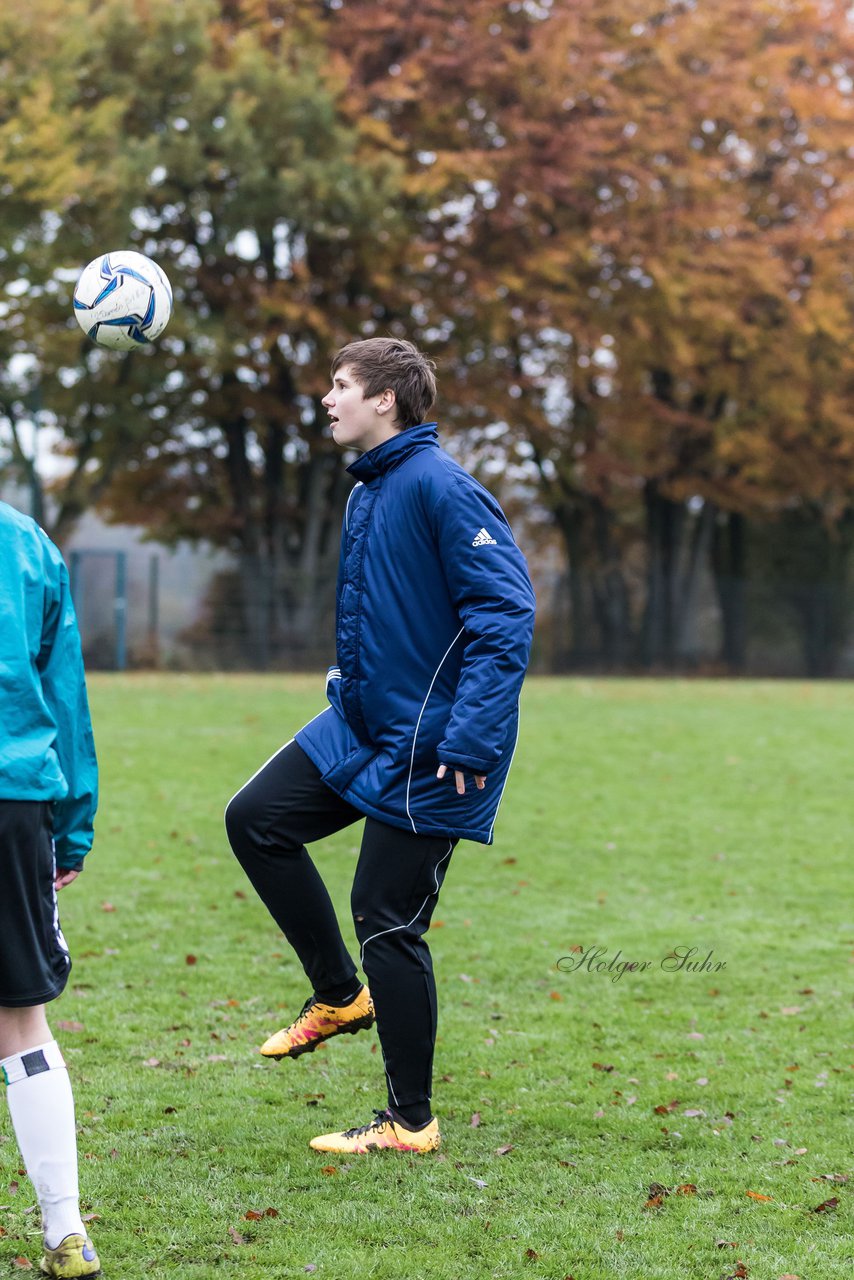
left=73, top=250, right=173, bottom=351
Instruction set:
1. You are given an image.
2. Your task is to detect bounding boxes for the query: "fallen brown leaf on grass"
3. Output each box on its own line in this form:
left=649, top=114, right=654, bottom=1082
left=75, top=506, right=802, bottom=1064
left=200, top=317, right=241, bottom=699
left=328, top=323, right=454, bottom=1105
left=495, top=1144, right=514, bottom=1156
left=644, top=1181, right=668, bottom=1209
left=525, top=1248, right=539, bottom=1260
left=321, top=1165, right=338, bottom=1176
left=643, top=1180, right=707, bottom=1210
left=227, top=1226, right=246, bottom=1245
left=11, top=1258, right=32, bottom=1270
left=811, top=1196, right=838, bottom=1213
left=746, top=1191, right=772, bottom=1202
left=470, top=1112, right=481, bottom=1128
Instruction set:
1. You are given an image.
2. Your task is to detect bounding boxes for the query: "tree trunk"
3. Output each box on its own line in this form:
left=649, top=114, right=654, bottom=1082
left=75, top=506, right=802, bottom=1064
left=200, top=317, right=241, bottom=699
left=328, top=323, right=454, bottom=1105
left=641, top=482, right=684, bottom=668
left=786, top=513, right=851, bottom=678
left=711, top=511, right=747, bottom=671
left=674, top=499, right=716, bottom=662
left=279, top=450, right=349, bottom=664
left=222, top=404, right=271, bottom=669
left=590, top=495, right=631, bottom=667
left=238, top=547, right=273, bottom=670
left=564, top=503, right=591, bottom=666
left=4, top=408, right=46, bottom=528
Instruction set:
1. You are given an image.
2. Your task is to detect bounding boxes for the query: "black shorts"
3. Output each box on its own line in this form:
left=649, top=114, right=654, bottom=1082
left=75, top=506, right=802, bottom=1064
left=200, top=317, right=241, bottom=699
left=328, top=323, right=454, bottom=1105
left=0, top=801, right=71, bottom=1007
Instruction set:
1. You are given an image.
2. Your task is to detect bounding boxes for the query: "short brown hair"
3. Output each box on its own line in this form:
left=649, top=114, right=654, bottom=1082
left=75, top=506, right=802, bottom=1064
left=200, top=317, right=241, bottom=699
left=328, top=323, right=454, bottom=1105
left=331, top=337, right=437, bottom=429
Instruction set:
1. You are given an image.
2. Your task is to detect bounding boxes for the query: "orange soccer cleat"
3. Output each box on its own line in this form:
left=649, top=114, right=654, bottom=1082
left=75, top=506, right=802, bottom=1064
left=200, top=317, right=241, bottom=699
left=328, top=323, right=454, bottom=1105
left=309, top=1109, right=441, bottom=1155
left=259, top=986, right=375, bottom=1060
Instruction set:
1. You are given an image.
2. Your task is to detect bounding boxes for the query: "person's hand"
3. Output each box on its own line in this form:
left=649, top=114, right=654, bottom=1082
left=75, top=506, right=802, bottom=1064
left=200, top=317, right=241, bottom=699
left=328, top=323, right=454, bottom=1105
left=437, top=763, right=486, bottom=795
left=54, top=868, right=80, bottom=891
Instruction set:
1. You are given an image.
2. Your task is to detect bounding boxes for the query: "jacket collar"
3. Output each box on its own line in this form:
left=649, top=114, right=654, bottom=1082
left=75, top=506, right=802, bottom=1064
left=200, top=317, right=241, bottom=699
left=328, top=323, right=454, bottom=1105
left=347, top=422, right=438, bottom=482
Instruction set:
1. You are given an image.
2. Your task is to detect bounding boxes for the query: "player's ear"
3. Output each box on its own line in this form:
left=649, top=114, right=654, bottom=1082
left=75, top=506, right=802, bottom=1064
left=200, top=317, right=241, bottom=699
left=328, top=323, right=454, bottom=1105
left=375, top=388, right=396, bottom=416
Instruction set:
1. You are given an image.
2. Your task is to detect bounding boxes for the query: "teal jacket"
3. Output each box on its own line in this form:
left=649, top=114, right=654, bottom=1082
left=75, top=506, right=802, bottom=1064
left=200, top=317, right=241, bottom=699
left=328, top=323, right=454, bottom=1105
left=0, top=500, right=98, bottom=868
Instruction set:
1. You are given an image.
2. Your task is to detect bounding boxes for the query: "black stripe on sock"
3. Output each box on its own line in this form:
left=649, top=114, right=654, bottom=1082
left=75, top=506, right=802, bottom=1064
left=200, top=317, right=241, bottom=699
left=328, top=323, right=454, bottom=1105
left=313, top=983, right=362, bottom=1007
left=22, top=1050, right=50, bottom=1077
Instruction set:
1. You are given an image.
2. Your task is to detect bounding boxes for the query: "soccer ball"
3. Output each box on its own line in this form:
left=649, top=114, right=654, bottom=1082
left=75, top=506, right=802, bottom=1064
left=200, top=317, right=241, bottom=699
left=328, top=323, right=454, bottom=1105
left=73, top=250, right=173, bottom=351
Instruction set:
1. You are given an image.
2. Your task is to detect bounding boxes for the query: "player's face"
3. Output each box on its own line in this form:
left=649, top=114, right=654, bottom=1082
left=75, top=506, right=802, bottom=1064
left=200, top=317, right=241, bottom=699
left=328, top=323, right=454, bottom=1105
left=322, top=366, right=399, bottom=452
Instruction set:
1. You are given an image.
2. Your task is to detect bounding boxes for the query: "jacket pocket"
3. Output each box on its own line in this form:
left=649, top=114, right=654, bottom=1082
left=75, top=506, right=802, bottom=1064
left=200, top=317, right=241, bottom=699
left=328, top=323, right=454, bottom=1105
left=322, top=744, right=377, bottom=793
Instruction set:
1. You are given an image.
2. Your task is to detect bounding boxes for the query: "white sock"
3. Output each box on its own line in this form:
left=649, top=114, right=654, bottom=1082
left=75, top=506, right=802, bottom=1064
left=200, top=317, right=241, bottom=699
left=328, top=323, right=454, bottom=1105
left=1, top=1040, right=86, bottom=1249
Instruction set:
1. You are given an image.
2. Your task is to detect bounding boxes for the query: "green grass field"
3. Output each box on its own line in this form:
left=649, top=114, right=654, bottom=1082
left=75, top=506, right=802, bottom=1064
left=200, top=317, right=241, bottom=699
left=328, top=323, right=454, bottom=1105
left=1, top=677, right=851, bottom=1279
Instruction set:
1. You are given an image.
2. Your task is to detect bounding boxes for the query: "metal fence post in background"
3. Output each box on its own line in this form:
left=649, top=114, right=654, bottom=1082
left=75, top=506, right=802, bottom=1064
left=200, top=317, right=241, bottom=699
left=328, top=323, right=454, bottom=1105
left=67, top=548, right=128, bottom=671
left=148, top=553, right=160, bottom=664
left=114, top=551, right=127, bottom=672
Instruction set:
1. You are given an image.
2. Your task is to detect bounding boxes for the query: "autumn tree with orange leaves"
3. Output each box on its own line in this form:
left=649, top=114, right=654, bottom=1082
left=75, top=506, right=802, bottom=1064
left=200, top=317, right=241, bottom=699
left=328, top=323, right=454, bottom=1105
left=1, top=0, right=853, bottom=671
left=332, top=0, right=854, bottom=672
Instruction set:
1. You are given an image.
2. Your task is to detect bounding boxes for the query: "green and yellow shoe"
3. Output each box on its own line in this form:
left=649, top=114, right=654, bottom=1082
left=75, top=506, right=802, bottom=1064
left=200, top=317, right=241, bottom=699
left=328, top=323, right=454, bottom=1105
left=40, top=1234, right=101, bottom=1278
left=260, top=986, right=375, bottom=1060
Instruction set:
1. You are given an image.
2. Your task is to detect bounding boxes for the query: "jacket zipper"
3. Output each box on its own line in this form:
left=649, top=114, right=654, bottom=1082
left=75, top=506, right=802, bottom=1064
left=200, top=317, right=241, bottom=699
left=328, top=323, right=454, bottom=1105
left=348, top=480, right=380, bottom=730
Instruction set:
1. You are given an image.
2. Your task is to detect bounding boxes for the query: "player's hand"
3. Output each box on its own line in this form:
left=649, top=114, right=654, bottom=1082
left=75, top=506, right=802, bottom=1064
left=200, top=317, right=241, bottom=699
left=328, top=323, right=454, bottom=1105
left=54, top=868, right=80, bottom=891
left=437, top=763, right=486, bottom=795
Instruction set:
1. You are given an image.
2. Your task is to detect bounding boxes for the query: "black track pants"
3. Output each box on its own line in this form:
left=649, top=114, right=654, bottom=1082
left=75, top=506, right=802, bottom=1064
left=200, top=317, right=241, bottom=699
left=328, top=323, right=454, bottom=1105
left=224, top=740, right=455, bottom=1114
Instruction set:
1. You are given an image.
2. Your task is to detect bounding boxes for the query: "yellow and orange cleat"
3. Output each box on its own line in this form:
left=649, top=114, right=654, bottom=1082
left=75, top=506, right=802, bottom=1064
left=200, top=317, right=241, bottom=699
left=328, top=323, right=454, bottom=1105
left=310, top=1109, right=441, bottom=1155
left=260, top=986, right=375, bottom=1060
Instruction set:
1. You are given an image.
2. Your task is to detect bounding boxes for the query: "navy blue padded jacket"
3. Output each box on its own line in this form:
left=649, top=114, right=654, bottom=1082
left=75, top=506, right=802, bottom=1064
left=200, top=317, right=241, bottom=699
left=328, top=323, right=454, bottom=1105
left=296, top=423, right=536, bottom=844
